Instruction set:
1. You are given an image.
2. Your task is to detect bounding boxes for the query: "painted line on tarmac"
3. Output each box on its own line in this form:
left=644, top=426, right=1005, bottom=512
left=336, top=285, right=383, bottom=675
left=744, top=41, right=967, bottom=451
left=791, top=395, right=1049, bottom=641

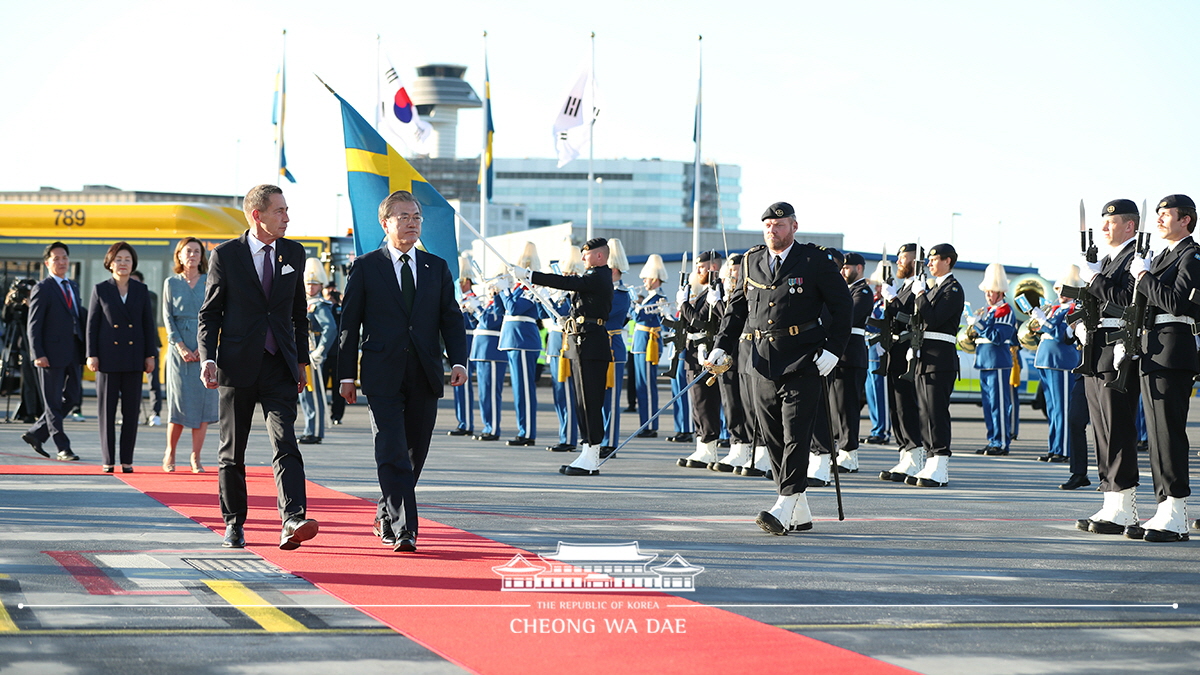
left=18, top=603, right=530, bottom=609
left=0, top=628, right=397, bottom=636
left=669, top=603, right=1180, bottom=609
left=0, top=603, right=16, bottom=632
left=778, top=619, right=1200, bottom=631
left=203, top=580, right=308, bottom=632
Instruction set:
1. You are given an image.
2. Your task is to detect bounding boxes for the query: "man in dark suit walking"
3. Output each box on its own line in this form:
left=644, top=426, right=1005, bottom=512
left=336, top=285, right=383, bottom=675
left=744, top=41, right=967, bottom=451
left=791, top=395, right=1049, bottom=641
left=22, top=242, right=85, bottom=461
left=198, top=184, right=317, bottom=551
left=338, top=190, right=468, bottom=553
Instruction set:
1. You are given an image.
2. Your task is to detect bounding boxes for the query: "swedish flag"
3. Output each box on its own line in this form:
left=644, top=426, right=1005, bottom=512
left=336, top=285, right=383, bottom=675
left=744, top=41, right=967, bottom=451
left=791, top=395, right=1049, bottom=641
left=479, top=56, right=494, bottom=202
left=327, top=86, right=457, bottom=263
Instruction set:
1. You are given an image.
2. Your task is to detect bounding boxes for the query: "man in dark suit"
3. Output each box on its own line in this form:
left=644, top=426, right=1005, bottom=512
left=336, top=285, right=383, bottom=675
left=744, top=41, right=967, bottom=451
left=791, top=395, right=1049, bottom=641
left=198, top=184, right=317, bottom=551
left=338, top=190, right=468, bottom=553
left=23, top=242, right=85, bottom=461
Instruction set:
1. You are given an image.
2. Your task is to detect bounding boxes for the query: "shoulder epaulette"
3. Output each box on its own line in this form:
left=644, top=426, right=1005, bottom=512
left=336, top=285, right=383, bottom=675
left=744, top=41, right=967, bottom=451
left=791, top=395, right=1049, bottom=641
left=747, top=244, right=767, bottom=254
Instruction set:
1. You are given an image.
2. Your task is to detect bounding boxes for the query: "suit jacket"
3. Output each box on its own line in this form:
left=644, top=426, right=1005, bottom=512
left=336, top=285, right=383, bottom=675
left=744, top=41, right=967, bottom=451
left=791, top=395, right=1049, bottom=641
left=337, top=246, right=467, bottom=398
left=27, top=275, right=86, bottom=367
left=86, top=278, right=157, bottom=372
left=197, top=232, right=309, bottom=388
left=1137, top=236, right=1200, bottom=374
left=914, top=274, right=965, bottom=374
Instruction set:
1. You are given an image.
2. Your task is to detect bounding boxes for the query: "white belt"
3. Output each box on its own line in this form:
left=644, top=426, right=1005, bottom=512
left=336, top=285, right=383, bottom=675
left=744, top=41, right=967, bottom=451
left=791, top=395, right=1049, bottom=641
left=1154, top=314, right=1195, bottom=326
left=503, top=315, right=538, bottom=324
left=924, top=331, right=957, bottom=344
left=465, top=329, right=475, bottom=336
left=975, top=337, right=992, bottom=344
left=850, top=327, right=867, bottom=337
left=1098, top=318, right=1123, bottom=328
left=687, top=332, right=708, bottom=340
left=474, top=329, right=501, bottom=337
left=546, top=324, right=563, bottom=332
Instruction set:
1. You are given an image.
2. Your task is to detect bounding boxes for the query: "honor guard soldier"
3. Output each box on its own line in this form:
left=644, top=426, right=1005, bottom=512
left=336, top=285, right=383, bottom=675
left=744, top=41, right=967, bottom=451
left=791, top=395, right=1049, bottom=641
left=1031, top=266, right=1090, bottom=486
left=971, top=263, right=1018, bottom=455
left=1123, top=194, right=1200, bottom=542
left=542, top=246, right=583, bottom=453
left=903, top=244, right=964, bottom=487
left=1075, top=199, right=1142, bottom=536
left=676, top=250, right=725, bottom=468
left=806, top=247, right=846, bottom=487
left=710, top=254, right=754, bottom=472
left=470, top=278, right=507, bottom=441
left=450, top=256, right=479, bottom=437
left=518, top=239, right=613, bottom=475
left=632, top=254, right=669, bottom=439
left=829, top=252, right=873, bottom=473
left=863, top=260, right=891, bottom=445
left=600, top=239, right=633, bottom=456
left=878, top=244, right=927, bottom=483
left=299, top=259, right=336, bottom=445
left=499, top=243, right=542, bottom=447
left=662, top=258, right=695, bottom=444
left=706, top=202, right=852, bottom=534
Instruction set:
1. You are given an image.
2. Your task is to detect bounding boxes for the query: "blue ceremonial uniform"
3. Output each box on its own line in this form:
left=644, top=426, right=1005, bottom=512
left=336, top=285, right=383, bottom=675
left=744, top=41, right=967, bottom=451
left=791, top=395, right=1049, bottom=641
left=864, top=299, right=889, bottom=440
left=541, top=294, right=578, bottom=448
left=1034, top=302, right=1083, bottom=462
left=601, top=281, right=633, bottom=447
left=453, top=300, right=479, bottom=434
left=470, top=296, right=506, bottom=437
left=975, top=301, right=1018, bottom=450
left=631, top=288, right=667, bottom=432
left=499, top=286, right=541, bottom=441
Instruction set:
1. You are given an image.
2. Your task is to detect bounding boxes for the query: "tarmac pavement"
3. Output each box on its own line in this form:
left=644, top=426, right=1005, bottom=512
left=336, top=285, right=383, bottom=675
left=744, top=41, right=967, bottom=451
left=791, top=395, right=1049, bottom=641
left=1, top=379, right=1198, bottom=674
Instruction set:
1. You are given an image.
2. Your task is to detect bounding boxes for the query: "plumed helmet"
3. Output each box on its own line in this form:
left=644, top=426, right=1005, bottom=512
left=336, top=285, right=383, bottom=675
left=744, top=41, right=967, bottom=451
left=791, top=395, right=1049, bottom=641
left=979, top=263, right=1009, bottom=293
left=607, top=238, right=629, bottom=273
left=303, top=258, right=328, bottom=285
left=639, top=253, right=668, bottom=281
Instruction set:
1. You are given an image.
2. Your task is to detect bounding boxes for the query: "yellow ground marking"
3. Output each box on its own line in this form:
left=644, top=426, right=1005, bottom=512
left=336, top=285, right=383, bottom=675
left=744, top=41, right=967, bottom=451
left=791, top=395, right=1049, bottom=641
left=0, top=628, right=395, bottom=636
left=0, top=602, right=17, bottom=632
left=202, top=580, right=308, bottom=632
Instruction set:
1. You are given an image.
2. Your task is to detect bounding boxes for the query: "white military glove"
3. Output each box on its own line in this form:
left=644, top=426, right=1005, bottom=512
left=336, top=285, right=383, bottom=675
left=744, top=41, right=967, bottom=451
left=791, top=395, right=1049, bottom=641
left=1113, top=341, right=1126, bottom=368
left=705, top=287, right=721, bottom=306
left=676, top=287, right=690, bottom=305
left=511, top=265, right=531, bottom=285
left=703, top=347, right=727, bottom=369
left=814, top=349, right=839, bottom=377
left=1079, top=259, right=1102, bottom=283
left=1130, top=254, right=1152, bottom=279
left=880, top=283, right=899, bottom=301
left=1073, top=322, right=1089, bottom=346
left=1030, top=306, right=1047, bottom=323
left=966, top=313, right=978, bottom=327
left=913, top=276, right=929, bottom=296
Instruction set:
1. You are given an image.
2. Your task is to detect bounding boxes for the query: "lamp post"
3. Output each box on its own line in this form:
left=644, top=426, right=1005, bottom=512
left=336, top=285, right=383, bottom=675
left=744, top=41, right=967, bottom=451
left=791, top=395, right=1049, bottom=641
left=595, top=176, right=604, bottom=230
left=951, top=212, right=961, bottom=246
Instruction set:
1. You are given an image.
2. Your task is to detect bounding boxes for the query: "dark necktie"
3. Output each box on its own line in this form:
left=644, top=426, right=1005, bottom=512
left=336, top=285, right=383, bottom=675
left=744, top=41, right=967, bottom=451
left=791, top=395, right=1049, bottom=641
left=400, top=253, right=415, bottom=312
left=61, top=280, right=79, bottom=335
left=262, top=244, right=277, bottom=354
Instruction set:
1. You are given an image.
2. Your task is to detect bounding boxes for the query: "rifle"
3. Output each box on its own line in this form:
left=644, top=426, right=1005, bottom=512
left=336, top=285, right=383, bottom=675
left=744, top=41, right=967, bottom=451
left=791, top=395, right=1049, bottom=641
left=900, top=241, right=925, bottom=382
left=1105, top=199, right=1151, bottom=393
left=1063, top=199, right=1100, bottom=376
left=866, top=244, right=894, bottom=375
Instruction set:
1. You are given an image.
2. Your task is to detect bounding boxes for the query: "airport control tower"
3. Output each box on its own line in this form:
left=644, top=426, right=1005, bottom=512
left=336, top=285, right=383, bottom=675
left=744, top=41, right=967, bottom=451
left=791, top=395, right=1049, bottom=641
left=409, top=64, right=481, bottom=158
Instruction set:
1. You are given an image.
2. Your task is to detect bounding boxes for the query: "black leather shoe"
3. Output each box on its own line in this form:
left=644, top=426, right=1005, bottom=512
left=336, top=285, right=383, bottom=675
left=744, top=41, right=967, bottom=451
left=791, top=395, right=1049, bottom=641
left=982, top=447, right=1009, bottom=456
left=1060, top=474, right=1091, bottom=490
left=1075, top=518, right=1094, bottom=532
left=916, top=477, right=947, bottom=488
left=21, top=433, right=49, bottom=458
left=665, top=433, right=693, bottom=443
left=474, top=433, right=500, bottom=441
left=57, top=449, right=79, bottom=461
left=635, top=429, right=657, bottom=438
left=1143, top=528, right=1189, bottom=543
left=280, top=517, right=319, bottom=550
left=1048, top=455, right=1068, bottom=463
left=559, top=465, right=599, bottom=476
left=394, top=530, right=417, bottom=553
left=506, top=436, right=536, bottom=446
left=1136, top=440, right=1149, bottom=453
left=737, top=466, right=766, bottom=477
left=546, top=443, right=576, bottom=452
left=1192, top=519, right=1200, bottom=531
left=677, top=458, right=709, bottom=468
left=717, top=439, right=731, bottom=448
left=904, top=475, right=919, bottom=485
left=1123, top=524, right=1146, bottom=540
left=1036, top=454, right=1053, bottom=462
left=756, top=511, right=787, bottom=536
left=711, top=462, right=737, bottom=473
left=330, top=419, right=342, bottom=425
left=122, top=466, right=134, bottom=473
left=806, top=477, right=829, bottom=488
left=598, top=446, right=616, bottom=459
left=222, top=524, right=245, bottom=548
left=975, top=446, right=995, bottom=455
left=865, top=435, right=889, bottom=445
left=447, top=428, right=471, bottom=436
left=373, top=517, right=397, bottom=547
left=102, top=465, right=114, bottom=473
left=298, top=435, right=322, bottom=445
left=1089, top=520, right=1126, bottom=535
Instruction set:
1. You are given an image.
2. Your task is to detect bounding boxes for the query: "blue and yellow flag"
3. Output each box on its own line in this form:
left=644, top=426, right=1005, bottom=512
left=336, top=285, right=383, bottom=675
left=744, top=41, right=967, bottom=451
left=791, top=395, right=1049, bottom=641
left=273, top=60, right=296, bottom=183
left=326, top=85, right=457, bottom=263
left=479, top=55, right=494, bottom=202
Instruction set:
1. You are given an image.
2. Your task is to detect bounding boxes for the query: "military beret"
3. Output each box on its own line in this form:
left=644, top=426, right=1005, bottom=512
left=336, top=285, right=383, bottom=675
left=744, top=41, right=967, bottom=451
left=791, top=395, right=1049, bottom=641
left=1157, top=194, right=1196, bottom=211
left=929, top=243, right=957, bottom=264
left=582, top=238, right=608, bottom=251
left=1103, top=199, right=1139, bottom=217
left=728, top=253, right=744, bottom=265
left=898, top=243, right=919, bottom=255
left=843, top=252, right=865, bottom=266
left=761, top=202, right=795, bottom=221
left=697, top=249, right=724, bottom=262
left=826, top=248, right=845, bottom=266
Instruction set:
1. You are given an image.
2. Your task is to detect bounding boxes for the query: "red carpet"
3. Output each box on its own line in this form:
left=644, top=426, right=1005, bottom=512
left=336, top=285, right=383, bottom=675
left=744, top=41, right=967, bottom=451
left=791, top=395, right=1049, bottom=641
left=2, top=464, right=914, bottom=674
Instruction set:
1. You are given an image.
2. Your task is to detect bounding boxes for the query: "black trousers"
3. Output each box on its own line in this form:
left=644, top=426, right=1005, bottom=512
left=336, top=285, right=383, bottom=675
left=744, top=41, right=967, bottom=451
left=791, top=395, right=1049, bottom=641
left=917, top=370, right=956, bottom=455
left=887, top=373, right=922, bottom=452
left=685, top=354, right=722, bottom=443
left=97, top=370, right=142, bottom=466
left=750, top=368, right=821, bottom=496
left=739, top=368, right=761, bottom=446
left=1067, top=372, right=1090, bottom=476
left=829, top=365, right=866, bottom=452
left=717, top=367, right=750, bottom=445
left=1083, top=370, right=1140, bottom=492
left=217, top=351, right=306, bottom=526
left=1141, top=368, right=1192, bottom=501
left=28, top=357, right=81, bottom=453
left=573, top=357, right=609, bottom=446
left=367, top=352, right=440, bottom=534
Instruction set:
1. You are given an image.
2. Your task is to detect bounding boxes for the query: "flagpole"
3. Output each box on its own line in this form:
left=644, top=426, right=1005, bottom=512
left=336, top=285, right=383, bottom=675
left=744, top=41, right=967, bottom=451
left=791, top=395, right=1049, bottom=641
left=586, top=31, right=595, bottom=242
left=479, top=30, right=489, bottom=274
left=276, top=29, right=287, bottom=184
left=375, top=35, right=381, bottom=130
left=691, top=35, right=702, bottom=263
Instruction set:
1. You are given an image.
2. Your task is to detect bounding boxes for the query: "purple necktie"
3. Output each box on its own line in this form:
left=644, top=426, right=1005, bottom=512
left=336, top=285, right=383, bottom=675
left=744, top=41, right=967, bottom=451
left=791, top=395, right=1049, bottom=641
left=262, top=244, right=277, bottom=354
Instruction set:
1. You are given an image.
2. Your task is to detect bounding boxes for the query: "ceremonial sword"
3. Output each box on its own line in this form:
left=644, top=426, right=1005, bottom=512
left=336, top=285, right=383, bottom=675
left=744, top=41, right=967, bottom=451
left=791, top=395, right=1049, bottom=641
left=597, top=369, right=717, bottom=467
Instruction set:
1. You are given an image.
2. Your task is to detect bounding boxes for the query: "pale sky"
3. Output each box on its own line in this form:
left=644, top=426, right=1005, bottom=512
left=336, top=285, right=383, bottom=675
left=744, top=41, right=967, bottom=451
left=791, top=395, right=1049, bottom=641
left=3, top=0, right=1198, bottom=279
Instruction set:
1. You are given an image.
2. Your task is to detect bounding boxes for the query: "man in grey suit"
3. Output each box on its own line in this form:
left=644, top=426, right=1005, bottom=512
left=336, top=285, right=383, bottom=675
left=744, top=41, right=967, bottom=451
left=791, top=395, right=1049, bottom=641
left=198, top=184, right=317, bottom=551
left=339, top=190, right=468, bottom=553
left=22, top=242, right=85, bottom=461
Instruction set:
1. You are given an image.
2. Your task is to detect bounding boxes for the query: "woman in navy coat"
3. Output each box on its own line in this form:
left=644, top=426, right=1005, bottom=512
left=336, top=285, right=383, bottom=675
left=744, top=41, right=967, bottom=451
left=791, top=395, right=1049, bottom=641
left=86, top=242, right=157, bottom=472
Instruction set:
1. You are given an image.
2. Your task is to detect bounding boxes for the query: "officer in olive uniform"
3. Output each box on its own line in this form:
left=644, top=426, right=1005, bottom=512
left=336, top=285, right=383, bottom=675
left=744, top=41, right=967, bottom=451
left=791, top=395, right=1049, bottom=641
left=903, top=243, right=964, bottom=487
left=1124, top=194, right=1200, bottom=542
left=1075, top=199, right=1141, bottom=536
left=522, top=239, right=614, bottom=476
left=706, top=202, right=852, bottom=535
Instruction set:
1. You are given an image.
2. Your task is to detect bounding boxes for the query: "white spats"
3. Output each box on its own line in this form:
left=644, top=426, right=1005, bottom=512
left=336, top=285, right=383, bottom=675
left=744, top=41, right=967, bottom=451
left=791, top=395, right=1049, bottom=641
left=712, top=442, right=751, bottom=472
left=560, top=444, right=601, bottom=476
left=1090, top=487, right=1139, bottom=527
left=678, top=439, right=719, bottom=468
left=836, top=449, right=859, bottom=472
left=1141, top=496, right=1187, bottom=536
left=910, top=454, right=949, bottom=487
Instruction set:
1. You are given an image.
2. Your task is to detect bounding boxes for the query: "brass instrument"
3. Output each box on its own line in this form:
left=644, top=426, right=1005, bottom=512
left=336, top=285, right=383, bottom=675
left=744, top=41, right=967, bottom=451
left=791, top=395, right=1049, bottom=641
left=957, top=306, right=986, bottom=353
left=1010, top=274, right=1054, bottom=353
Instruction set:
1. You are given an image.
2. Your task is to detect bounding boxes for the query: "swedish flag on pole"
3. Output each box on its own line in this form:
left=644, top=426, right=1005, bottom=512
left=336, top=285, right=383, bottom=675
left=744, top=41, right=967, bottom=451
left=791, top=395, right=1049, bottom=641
left=318, top=76, right=458, bottom=263
left=273, top=31, right=296, bottom=184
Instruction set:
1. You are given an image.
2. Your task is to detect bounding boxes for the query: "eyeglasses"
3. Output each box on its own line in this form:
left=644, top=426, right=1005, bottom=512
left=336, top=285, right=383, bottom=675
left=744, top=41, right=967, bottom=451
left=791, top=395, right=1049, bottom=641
left=391, top=214, right=423, bottom=225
